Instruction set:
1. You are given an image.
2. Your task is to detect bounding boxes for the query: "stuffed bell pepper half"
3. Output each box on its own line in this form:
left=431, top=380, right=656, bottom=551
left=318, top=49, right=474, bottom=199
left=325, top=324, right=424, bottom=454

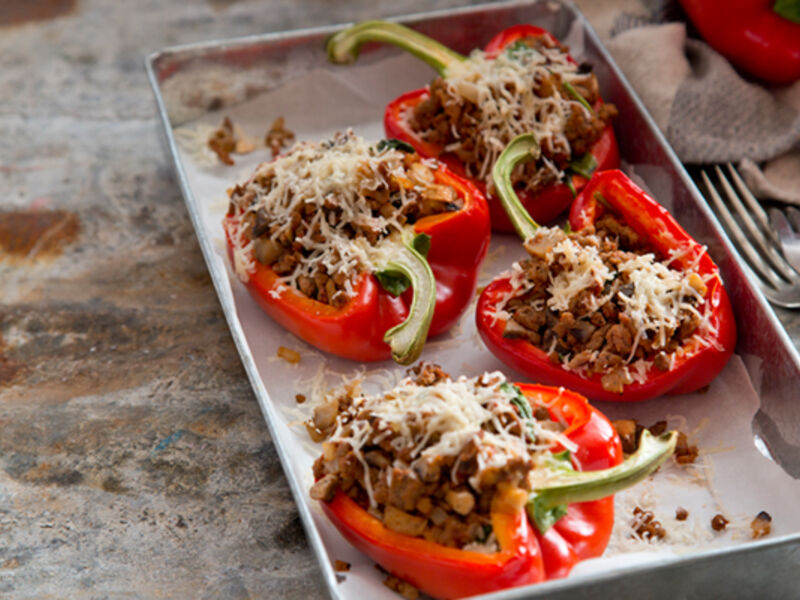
left=326, top=21, right=620, bottom=230
left=223, top=131, right=490, bottom=364
left=308, top=364, right=677, bottom=599
left=477, top=134, right=737, bottom=402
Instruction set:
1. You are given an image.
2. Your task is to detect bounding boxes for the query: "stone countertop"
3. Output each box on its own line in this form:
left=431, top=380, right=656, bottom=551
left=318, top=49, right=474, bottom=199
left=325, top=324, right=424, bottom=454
left=1, top=1, right=798, bottom=599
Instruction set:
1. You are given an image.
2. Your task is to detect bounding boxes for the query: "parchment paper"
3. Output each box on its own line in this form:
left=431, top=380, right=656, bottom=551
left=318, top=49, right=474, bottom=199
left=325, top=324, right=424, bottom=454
left=172, top=51, right=800, bottom=599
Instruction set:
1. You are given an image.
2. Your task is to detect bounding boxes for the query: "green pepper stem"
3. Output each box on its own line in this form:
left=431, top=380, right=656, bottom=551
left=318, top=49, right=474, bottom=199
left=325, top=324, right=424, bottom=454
left=326, top=20, right=465, bottom=75
left=380, top=241, right=436, bottom=365
left=491, top=133, right=542, bottom=241
left=773, top=0, right=800, bottom=24
left=528, top=430, right=677, bottom=525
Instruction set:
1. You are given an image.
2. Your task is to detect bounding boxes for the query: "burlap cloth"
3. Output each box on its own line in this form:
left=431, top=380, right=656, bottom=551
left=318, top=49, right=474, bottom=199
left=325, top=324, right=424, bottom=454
left=574, top=0, right=800, bottom=205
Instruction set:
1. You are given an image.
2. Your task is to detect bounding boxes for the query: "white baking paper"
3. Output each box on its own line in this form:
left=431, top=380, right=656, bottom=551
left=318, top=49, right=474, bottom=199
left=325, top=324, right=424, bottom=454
left=172, top=52, right=800, bottom=600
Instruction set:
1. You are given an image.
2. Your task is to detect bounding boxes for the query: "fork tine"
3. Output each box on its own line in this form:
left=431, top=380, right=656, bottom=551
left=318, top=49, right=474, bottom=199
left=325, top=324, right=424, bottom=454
left=725, top=163, right=782, bottom=247
left=701, top=170, right=785, bottom=288
left=786, top=206, right=800, bottom=232
left=768, top=207, right=793, bottom=239
left=713, top=165, right=798, bottom=282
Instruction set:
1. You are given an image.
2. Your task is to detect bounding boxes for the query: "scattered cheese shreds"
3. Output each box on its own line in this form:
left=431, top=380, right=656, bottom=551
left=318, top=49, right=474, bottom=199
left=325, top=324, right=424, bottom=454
left=326, top=372, right=576, bottom=507
left=498, top=226, right=712, bottom=375
left=433, top=46, right=590, bottom=191
left=227, top=130, right=418, bottom=296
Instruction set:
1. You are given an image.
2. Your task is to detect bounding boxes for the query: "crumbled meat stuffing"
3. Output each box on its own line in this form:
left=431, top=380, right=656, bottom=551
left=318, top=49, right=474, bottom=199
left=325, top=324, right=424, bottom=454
left=675, top=432, right=699, bottom=464
left=265, top=117, right=295, bottom=158
left=309, top=365, right=565, bottom=551
left=208, top=116, right=257, bottom=165
left=209, top=116, right=236, bottom=165
left=228, top=132, right=462, bottom=307
left=277, top=346, right=301, bottom=364
left=711, top=514, right=729, bottom=532
left=410, top=35, right=616, bottom=196
left=613, top=418, right=693, bottom=463
left=500, top=216, right=705, bottom=393
left=310, top=474, right=339, bottom=503
left=334, top=559, right=351, bottom=572
left=751, top=511, right=772, bottom=539
left=383, top=574, right=420, bottom=600
left=675, top=507, right=689, bottom=521
left=407, top=362, right=450, bottom=387
left=632, top=506, right=666, bottom=540
left=612, top=419, right=640, bottom=454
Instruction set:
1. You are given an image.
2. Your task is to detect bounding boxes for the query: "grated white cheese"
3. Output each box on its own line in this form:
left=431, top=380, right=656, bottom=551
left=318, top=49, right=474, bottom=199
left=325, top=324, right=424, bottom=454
left=326, top=372, right=576, bottom=507
left=499, top=226, right=712, bottom=374
left=426, top=44, right=593, bottom=192
left=226, top=130, right=419, bottom=290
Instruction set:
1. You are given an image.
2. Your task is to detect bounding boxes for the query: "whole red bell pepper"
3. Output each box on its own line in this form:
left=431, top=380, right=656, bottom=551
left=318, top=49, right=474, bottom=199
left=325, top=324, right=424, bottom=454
left=679, top=0, right=800, bottom=85
left=223, top=157, right=490, bottom=364
left=477, top=134, right=737, bottom=402
left=327, top=21, right=620, bottom=231
left=318, top=381, right=676, bottom=598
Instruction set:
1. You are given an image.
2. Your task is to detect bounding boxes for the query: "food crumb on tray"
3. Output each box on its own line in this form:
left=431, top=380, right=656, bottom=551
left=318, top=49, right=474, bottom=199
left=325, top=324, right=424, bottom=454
left=675, top=432, right=699, bottom=464
left=631, top=506, right=666, bottom=541
left=675, top=507, right=689, bottom=521
left=383, top=574, right=420, bottom=600
left=751, top=511, right=772, bottom=539
left=277, top=346, right=301, bottom=364
left=208, top=115, right=281, bottom=165
left=334, top=559, right=350, bottom=572
left=265, top=116, right=295, bottom=157
left=711, top=514, right=729, bottom=532
left=612, top=418, right=696, bottom=464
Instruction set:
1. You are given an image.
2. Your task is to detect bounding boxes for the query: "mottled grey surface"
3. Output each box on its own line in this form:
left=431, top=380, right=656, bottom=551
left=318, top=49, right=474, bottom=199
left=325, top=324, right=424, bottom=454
left=1, top=1, right=799, bottom=599
left=0, top=1, right=493, bottom=599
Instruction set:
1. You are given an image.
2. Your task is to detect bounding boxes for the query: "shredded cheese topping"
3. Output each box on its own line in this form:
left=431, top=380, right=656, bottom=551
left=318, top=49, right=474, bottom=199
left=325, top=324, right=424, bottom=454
left=228, top=131, right=418, bottom=288
left=327, top=371, right=576, bottom=506
left=503, top=226, right=711, bottom=374
left=431, top=44, right=592, bottom=190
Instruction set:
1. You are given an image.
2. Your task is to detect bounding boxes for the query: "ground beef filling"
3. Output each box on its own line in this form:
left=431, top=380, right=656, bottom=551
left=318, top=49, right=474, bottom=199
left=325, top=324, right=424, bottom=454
left=410, top=36, right=618, bottom=195
left=309, top=364, right=565, bottom=550
left=501, top=215, right=707, bottom=393
left=228, top=151, right=461, bottom=307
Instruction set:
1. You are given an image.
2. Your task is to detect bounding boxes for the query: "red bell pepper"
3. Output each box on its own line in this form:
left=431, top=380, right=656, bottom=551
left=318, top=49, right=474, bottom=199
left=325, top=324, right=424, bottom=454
left=223, top=156, right=490, bottom=364
left=322, top=489, right=544, bottom=599
left=327, top=21, right=620, bottom=232
left=679, top=0, right=800, bottom=85
left=477, top=134, right=737, bottom=402
left=318, top=381, right=676, bottom=598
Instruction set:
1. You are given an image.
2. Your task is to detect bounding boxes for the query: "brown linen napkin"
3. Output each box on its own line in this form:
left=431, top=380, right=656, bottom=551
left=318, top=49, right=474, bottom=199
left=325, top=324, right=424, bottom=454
left=603, top=18, right=800, bottom=206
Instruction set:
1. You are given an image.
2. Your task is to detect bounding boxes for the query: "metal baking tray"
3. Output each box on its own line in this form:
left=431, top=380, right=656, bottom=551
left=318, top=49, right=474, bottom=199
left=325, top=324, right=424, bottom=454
left=146, top=1, right=800, bottom=598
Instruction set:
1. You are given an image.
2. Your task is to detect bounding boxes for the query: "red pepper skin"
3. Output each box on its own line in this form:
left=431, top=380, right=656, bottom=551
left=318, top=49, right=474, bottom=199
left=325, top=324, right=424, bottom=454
left=383, top=25, right=620, bottom=232
left=679, top=0, right=800, bottom=85
left=477, top=170, right=737, bottom=403
left=517, top=383, right=622, bottom=578
left=484, top=24, right=560, bottom=57
left=322, top=492, right=543, bottom=599
left=318, top=384, right=622, bottom=597
left=223, top=163, right=489, bottom=362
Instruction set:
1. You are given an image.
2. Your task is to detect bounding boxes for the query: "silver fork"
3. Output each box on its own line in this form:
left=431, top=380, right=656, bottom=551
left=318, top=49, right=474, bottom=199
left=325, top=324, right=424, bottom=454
left=700, top=163, right=800, bottom=309
left=767, top=204, right=800, bottom=273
